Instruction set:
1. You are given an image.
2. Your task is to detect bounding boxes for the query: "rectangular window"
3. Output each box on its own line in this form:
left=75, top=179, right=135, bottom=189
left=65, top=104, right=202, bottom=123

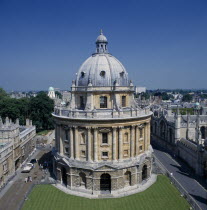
left=81, top=150, right=86, bottom=157
left=100, top=96, right=107, bottom=108
left=122, top=96, right=126, bottom=107
left=65, top=147, right=69, bottom=153
left=102, top=152, right=108, bottom=157
left=139, top=145, right=143, bottom=151
left=140, top=128, right=143, bottom=138
left=102, top=133, right=108, bottom=144
left=124, top=150, right=128, bottom=157
left=80, top=96, right=85, bottom=109
left=3, top=162, right=8, bottom=172
left=124, top=132, right=129, bottom=143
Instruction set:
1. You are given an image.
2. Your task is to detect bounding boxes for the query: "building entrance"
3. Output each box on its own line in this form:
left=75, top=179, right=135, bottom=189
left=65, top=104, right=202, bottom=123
left=61, top=167, right=67, bottom=186
left=100, top=173, right=111, bottom=192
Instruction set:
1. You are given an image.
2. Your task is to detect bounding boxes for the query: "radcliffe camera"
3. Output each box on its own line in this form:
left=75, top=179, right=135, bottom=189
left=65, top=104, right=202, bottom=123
left=0, top=1, right=207, bottom=210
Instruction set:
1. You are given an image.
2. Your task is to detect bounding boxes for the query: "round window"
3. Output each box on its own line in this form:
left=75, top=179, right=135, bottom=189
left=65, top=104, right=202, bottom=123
left=100, top=71, right=106, bottom=77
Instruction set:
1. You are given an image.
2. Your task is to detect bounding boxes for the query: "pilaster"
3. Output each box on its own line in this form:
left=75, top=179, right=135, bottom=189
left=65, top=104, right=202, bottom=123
left=112, top=126, right=117, bottom=161
left=118, top=126, right=123, bottom=160
left=69, top=127, right=74, bottom=159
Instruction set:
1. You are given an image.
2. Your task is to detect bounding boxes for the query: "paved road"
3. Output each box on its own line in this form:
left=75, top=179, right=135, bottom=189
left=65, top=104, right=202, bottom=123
left=0, top=147, right=52, bottom=210
left=153, top=146, right=207, bottom=210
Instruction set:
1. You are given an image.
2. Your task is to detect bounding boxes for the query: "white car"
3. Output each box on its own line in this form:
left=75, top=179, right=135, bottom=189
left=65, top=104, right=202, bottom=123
left=22, top=163, right=34, bottom=173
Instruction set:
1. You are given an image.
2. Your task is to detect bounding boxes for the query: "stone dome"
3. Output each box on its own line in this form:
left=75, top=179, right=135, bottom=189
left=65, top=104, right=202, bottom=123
left=48, top=87, right=54, bottom=91
left=76, top=31, right=129, bottom=87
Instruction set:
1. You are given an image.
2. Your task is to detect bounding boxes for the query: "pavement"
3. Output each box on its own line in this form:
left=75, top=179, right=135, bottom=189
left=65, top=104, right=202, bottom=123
left=0, top=146, right=53, bottom=210
left=153, top=144, right=207, bottom=210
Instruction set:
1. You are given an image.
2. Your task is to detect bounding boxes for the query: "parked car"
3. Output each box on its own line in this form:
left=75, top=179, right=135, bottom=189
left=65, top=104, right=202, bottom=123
left=22, top=163, right=34, bottom=173
left=30, top=159, right=38, bottom=164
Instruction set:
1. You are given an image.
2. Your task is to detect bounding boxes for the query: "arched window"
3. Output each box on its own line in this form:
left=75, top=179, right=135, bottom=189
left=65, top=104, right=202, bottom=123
left=201, top=127, right=206, bottom=139
left=100, top=71, right=106, bottom=77
left=61, top=167, right=67, bottom=186
left=79, top=172, right=86, bottom=188
left=124, top=171, right=131, bottom=186
left=80, top=96, right=85, bottom=109
left=100, top=173, right=111, bottom=192
left=100, top=96, right=107, bottom=108
left=142, top=165, right=148, bottom=181
left=154, top=122, right=157, bottom=134
left=160, top=121, right=166, bottom=139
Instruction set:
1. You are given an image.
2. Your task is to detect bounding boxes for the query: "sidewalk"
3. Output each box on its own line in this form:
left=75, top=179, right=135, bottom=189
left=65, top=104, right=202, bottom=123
left=0, top=150, right=46, bottom=210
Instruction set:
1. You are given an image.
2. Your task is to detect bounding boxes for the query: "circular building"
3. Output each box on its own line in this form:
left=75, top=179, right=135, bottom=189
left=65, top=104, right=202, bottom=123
left=53, top=31, right=153, bottom=196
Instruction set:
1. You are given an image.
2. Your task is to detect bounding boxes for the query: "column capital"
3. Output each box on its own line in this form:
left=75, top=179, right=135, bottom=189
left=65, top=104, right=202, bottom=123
left=118, top=126, right=124, bottom=129
left=131, top=125, right=136, bottom=128
left=86, top=126, right=92, bottom=130
left=63, top=125, right=69, bottom=130
left=93, top=127, right=99, bottom=130
left=73, top=126, right=78, bottom=129
left=138, top=124, right=145, bottom=129
left=112, top=126, right=117, bottom=130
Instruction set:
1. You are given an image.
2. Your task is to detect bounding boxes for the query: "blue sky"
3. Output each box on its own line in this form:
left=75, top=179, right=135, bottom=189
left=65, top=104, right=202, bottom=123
left=0, top=0, right=207, bottom=91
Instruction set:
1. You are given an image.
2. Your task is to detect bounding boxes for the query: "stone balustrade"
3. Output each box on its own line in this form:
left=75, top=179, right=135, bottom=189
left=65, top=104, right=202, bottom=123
left=53, top=106, right=151, bottom=119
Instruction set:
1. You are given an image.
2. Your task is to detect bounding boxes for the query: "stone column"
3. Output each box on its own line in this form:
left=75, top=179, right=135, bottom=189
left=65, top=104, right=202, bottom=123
left=93, top=127, right=98, bottom=162
left=130, top=125, right=135, bottom=158
left=74, top=126, right=79, bottom=160
left=87, top=127, right=92, bottom=162
left=118, top=126, right=123, bottom=160
left=135, top=125, right=139, bottom=156
left=69, top=127, right=74, bottom=159
left=148, top=122, right=151, bottom=146
left=144, top=124, right=147, bottom=151
left=112, top=126, right=117, bottom=161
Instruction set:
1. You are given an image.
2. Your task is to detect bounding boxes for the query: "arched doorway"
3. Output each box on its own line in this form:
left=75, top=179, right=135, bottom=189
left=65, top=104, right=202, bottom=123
left=142, top=165, right=148, bottom=181
left=61, top=167, right=67, bottom=186
left=79, top=172, right=86, bottom=188
left=124, top=171, right=131, bottom=186
left=100, top=173, right=111, bottom=192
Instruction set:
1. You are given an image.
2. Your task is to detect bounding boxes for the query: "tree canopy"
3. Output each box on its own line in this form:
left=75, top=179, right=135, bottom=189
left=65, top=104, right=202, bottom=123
left=0, top=89, right=54, bottom=131
left=182, top=94, right=193, bottom=102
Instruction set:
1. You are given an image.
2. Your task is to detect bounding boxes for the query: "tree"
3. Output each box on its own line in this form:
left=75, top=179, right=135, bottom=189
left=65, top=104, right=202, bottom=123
left=182, top=94, right=193, bottom=102
left=55, top=91, right=62, bottom=99
left=29, top=92, right=54, bottom=131
left=0, top=88, right=8, bottom=99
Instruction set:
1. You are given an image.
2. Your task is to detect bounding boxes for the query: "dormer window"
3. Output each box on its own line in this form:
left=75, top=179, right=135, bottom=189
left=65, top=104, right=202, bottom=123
left=81, top=72, right=85, bottom=78
left=120, top=71, right=124, bottom=77
left=100, top=96, right=107, bottom=108
left=100, top=71, right=106, bottom=77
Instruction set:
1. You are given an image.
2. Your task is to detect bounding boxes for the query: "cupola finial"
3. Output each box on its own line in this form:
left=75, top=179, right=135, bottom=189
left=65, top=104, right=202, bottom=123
left=100, top=29, right=103, bottom=35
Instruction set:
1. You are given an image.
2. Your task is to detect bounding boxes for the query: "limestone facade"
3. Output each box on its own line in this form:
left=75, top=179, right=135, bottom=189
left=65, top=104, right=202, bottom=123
left=151, top=104, right=207, bottom=178
left=52, top=31, right=153, bottom=195
left=0, top=117, right=36, bottom=188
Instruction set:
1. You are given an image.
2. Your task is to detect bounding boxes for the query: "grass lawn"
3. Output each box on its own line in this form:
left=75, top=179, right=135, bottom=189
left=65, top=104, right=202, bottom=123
left=22, top=175, right=190, bottom=210
left=37, top=130, right=51, bottom=136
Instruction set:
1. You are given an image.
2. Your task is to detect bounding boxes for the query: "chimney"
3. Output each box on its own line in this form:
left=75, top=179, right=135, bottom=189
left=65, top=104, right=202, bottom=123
left=26, top=119, right=30, bottom=127
left=5, top=117, right=9, bottom=126
left=16, top=118, right=19, bottom=125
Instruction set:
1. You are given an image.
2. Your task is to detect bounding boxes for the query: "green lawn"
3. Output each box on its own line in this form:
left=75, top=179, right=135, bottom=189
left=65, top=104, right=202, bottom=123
left=22, top=175, right=190, bottom=210
left=37, top=130, right=51, bottom=136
